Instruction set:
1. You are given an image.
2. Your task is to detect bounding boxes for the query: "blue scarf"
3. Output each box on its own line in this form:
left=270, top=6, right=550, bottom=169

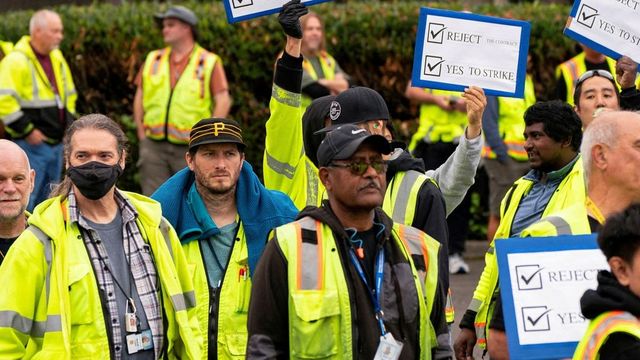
left=152, top=162, right=298, bottom=275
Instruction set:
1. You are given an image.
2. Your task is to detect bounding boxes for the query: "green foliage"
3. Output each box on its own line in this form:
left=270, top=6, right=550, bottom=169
left=0, top=0, right=576, bottom=193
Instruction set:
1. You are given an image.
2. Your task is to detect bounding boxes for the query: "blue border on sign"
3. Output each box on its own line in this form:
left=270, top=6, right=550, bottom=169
left=223, top=0, right=333, bottom=24
left=564, top=1, right=640, bottom=72
left=495, top=234, right=599, bottom=360
left=411, top=7, right=531, bottom=98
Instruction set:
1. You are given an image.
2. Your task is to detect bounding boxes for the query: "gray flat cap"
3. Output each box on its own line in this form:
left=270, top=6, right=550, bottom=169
left=154, top=6, right=197, bottom=26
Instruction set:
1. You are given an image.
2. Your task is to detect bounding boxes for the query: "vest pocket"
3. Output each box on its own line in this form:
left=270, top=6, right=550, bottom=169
left=290, top=290, right=341, bottom=359
left=68, top=263, right=94, bottom=325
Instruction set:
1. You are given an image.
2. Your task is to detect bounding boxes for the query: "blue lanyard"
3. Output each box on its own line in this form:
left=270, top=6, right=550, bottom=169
left=348, top=248, right=387, bottom=335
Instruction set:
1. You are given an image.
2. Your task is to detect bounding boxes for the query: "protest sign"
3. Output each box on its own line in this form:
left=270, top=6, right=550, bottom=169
left=411, top=7, right=530, bottom=98
left=223, top=0, right=331, bottom=24
left=496, top=234, right=609, bottom=359
left=565, top=0, right=640, bottom=68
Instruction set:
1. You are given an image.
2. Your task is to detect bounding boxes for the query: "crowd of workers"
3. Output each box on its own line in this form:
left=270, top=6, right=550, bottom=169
left=1, top=0, right=640, bottom=359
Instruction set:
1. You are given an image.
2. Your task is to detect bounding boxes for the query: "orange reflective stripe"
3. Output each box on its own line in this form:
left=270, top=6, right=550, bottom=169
left=149, top=49, right=166, bottom=76
left=567, top=58, right=580, bottom=88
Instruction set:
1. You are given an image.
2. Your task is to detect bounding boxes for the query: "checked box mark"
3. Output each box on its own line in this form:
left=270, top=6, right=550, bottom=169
left=427, top=23, right=447, bottom=44
left=516, top=265, right=544, bottom=291
left=423, top=56, right=445, bottom=77
left=232, top=0, right=253, bottom=9
left=522, top=306, right=552, bottom=332
left=577, top=4, right=598, bottom=29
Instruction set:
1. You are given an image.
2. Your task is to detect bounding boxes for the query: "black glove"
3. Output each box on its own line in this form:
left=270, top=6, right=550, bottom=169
left=278, top=0, right=309, bottom=39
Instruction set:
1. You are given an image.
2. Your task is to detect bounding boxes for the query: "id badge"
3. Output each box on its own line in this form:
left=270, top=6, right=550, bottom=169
left=125, top=312, right=138, bottom=333
left=126, top=333, right=142, bottom=354
left=140, top=329, right=154, bottom=351
left=373, top=333, right=404, bottom=360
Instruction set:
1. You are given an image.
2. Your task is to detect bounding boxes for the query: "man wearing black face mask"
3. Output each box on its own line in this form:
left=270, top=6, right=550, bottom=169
left=0, top=114, right=202, bottom=358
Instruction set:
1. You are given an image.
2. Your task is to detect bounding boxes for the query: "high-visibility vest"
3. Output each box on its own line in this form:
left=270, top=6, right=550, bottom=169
left=181, top=224, right=252, bottom=359
left=0, top=192, right=201, bottom=359
left=382, top=169, right=455, bottom=323
left=141, top=44, right=219, bottom=144
left=555, top=52, right=617, bottom=106
left=408, top=89, right=467, bottom=151
left=301, top=51, right=337, bottom=109
left=573, top=311, right=640, bottom=360
left=275, top=216, right=440, bottom=359
left=0, top=36, right=77, bottom=139
left=482, top=76, right=536, bottom=161
left=0, top=40, right=13, bottom=59
left=520, top=202, right=593, bottom=237
left=469, top=157, right=585, bottom=348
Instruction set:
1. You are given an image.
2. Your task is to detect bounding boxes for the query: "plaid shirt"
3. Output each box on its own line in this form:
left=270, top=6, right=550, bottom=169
left=69, top=189, right=164, bottom=359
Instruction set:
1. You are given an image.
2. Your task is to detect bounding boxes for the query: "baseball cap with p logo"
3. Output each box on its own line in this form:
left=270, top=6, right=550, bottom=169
left=189, top=118, right=245, bottom=151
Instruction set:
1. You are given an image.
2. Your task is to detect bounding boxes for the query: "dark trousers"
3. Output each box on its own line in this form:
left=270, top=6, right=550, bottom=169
left=414, top=141, right=471, bottom=255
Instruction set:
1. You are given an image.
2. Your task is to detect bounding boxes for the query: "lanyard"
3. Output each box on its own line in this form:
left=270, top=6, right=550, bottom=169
left=348, top=248, right=387, bottom=335
left=585, top=197, right=605, bottom=225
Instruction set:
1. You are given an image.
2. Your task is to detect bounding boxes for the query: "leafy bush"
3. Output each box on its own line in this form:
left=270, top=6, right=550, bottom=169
left=0, top=0, right=576, bottom=191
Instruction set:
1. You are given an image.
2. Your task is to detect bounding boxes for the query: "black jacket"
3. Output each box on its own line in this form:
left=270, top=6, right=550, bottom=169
left=580, top=270, right=640, bottom=360
left=246, top=203, right=448, bottom=359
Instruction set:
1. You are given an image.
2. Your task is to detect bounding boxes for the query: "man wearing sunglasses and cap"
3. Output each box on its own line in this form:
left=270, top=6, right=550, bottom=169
left=151, top=117, right=298, bottom=359
left=573, top=56, right=640, bottom=128
left=134, top=5, right=232, bottom=195
left=248, top=124, right=447, bottom=359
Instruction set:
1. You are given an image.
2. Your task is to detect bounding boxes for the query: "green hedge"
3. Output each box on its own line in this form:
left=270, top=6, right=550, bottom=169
left=0, top=1, right=577, bottom=191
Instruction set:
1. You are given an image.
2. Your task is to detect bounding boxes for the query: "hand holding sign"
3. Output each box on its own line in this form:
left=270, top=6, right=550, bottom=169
left=462, top=86, right=486, bottom=139
left=278, top=0, right=308, bottom=39
left=616, top=55, right=639, bottom=89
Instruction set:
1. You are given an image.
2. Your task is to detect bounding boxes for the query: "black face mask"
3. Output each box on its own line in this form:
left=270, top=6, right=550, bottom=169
left=67, top=161, right=123, bottom=200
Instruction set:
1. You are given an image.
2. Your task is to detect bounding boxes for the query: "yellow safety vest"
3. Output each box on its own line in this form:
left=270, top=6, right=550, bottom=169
left=555, top=52, right=617, bottom=106
left=383, top=169, right=455, bottom=323
left=275, top=216, right=440, bottom=359
left=482, top=76, right=536, bottom=161
left=141, top=44, right=218, bottom=144
left=182, top=224, right=252, bottom=359
left=301, top=51, right=337, bottom=109
left=409, top=89, right=467, bottom=151
left=521, top=202, right=593, bottom=237
left=0, top=192, right=201, bottom=359
left=0, top=36, right=77, bottom=139
left=469, top=157, right=585, bottom=348
left=0, top=40, right=13, bottom=59
left=573, top=311, right=640, bottom=360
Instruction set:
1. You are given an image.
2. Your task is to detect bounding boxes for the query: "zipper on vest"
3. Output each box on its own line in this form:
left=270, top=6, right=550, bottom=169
left=163, top=89, right=173, bottom=142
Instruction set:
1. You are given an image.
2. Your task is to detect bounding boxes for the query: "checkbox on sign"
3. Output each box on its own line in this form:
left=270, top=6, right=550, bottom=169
left=423, top=55, right=444, bottom=77
left=516, top=264, right=544, bottom=291
left=577, top=4, right=598, bottom=29
left=232, top=0, right=253, bottom=9
left=522, top=306, right=552, bottom=332
left=427, top=23, right=447, bottom=44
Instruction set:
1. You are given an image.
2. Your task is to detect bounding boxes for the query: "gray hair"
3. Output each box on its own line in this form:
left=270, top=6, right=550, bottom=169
left=580, top=112, right=621, bottom=180
left=29, top=9, right=59, bottom=35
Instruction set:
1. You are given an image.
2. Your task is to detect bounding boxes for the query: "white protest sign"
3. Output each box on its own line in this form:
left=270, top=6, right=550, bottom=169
left=411, top=8, right=530, bottom=98
left=223, top=0, right=332, bottom=24
left=496, top=235, right=609, bottom=359
left=565, top=0, right=640, bottom=66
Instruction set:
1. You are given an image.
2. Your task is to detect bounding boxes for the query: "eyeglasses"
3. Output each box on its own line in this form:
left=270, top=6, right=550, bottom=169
left=576, top=70, right=614, bottom=87
left=329, top=159, right=388, bottom=175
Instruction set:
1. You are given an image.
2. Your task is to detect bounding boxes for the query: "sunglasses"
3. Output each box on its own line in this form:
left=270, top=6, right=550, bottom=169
left=329, top=159, right=388, bottom=176
left=576, top=70, right=614, bottom=87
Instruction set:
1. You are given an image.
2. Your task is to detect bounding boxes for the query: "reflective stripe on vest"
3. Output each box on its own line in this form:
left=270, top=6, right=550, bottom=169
left=573, top=311, right=640, bottom=360
left=295, top=216, right=324, bottom=290
left=0, top=225, right=63, bottom=338
left=383, top=170, right=435, bottom=226
left=543, top=216, right=573, bottom=235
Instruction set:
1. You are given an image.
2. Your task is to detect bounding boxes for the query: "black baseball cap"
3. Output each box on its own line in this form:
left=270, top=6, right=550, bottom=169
left=317, top=124, right=391, bottom=167
left=316, top=87, right=390, bottom=134
left=189, top=118, right=245, bottom=151
left=154, top=6, right=198, bottom=26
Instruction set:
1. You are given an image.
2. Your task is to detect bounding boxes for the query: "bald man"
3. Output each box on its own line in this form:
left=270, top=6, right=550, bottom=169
left=0, top=9, right=77, bottom=211
left=0, top=140, right=35, bottom=265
